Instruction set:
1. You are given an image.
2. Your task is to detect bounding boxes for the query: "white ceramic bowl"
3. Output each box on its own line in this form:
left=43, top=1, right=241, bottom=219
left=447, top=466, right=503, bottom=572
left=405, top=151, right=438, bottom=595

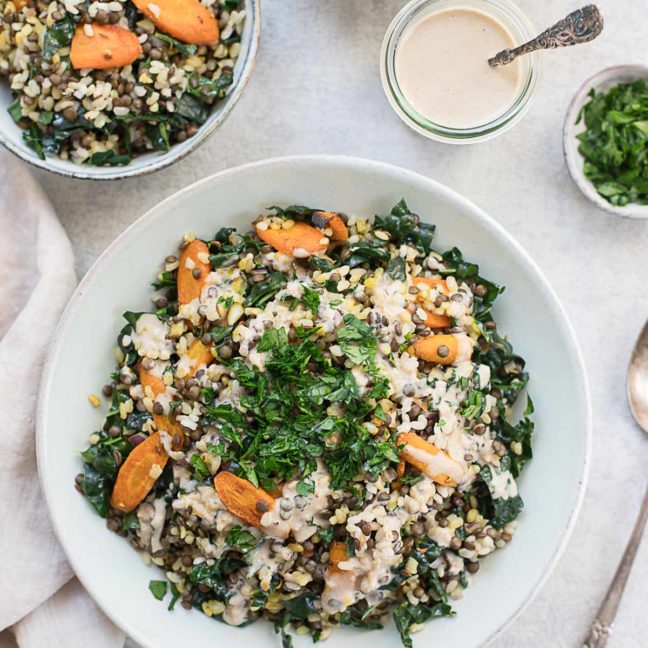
left=0, top=0, right=260, bottom=180
left=37, top=155, right=591, bottom=648
left=564, top=64, right=648, bottom=219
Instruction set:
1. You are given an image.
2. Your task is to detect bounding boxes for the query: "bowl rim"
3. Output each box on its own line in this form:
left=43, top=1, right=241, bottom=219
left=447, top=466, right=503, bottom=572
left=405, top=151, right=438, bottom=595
left=563, top=63, right=648, bottom=219
left=36, top=154, right=592, bottom=647
left=0, top=0, right=261, bottom=181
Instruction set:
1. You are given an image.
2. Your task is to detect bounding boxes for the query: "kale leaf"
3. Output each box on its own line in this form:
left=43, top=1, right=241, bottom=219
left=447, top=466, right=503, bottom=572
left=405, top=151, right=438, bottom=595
left=42, top=15, right=77, bottom=61
left=374, top=199, right=435, bottom=255
left=393, top=602, right=453, bottom=648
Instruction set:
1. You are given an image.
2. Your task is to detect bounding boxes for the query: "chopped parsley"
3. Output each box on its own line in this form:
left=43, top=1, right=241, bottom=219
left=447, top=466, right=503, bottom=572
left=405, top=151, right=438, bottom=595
left=577, top=80, right=648, bottom=206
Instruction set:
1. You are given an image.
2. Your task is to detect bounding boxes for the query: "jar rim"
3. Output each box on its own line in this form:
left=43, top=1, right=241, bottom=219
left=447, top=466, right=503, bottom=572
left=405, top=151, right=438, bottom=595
left=380, top=0, right=542, bottom=144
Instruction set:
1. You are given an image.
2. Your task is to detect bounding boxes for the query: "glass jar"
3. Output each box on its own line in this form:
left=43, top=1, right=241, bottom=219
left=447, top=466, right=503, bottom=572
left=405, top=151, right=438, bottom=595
left=380, top=0, right=541, bottom=144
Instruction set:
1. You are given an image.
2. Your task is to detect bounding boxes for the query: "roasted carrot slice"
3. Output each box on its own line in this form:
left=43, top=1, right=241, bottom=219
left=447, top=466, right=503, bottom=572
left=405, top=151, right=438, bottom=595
left=214, top=471, right=276, bottom=528
left=412, top=277, right=447, bottom=291
left=422, top=312, right=452, bottom=328
left=153, top=413, right=185, bottom=450
left=329, top=540, right=349, bottom=572
left=187, top=339, right=213, bottom=375
left=110, top=433, right=168, bottom=512
left=321, top=540, right=356, bottom=613
left=14, top=0, right=27, bottom=9
left=397, top=432, right=463, bottom=487
left=139, top=365, right=166, bottom=399
left=256, top=221, right=328, bottom=257
left=311, top=211, right=349, bottom=242
left=70, top=24, right=142, bottom=70
left=412, top=277, right=451, bottom=328
left=178, top=240, right=211, bottom=305
left=411, top=333, right=472, bottom=365
left=131, top=0, right=219, bottom=45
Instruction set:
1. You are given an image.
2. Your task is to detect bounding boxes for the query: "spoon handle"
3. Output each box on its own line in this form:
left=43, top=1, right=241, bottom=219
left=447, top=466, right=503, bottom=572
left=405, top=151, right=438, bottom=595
left=488, top=5, right=604, bottom=68
left=582, top=484, right=648, bottom=648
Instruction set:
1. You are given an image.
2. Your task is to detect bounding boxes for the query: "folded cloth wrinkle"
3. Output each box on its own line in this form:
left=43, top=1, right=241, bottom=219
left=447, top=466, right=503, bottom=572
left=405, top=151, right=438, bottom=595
left=0, top=151, right=124, bottom=648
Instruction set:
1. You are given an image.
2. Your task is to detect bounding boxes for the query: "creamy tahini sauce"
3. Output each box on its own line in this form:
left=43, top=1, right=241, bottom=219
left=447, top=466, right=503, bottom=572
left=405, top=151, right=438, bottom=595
left=395, top=7, right=523, bottom=128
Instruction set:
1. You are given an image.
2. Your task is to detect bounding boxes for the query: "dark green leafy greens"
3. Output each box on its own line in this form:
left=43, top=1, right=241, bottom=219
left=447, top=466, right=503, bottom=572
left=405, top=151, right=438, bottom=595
left=477, top=462, right=524, bottom=528
left=206, top=324, right=396, bottom=491
left=80, top=434, right=132, bottom=517
left=42, top=15, right=78, bottom=61
left=149, top=580, right=168, bottom=601
left=374, top=199, right=435, bottom=255
left=577, top=80, right=648, bottom=206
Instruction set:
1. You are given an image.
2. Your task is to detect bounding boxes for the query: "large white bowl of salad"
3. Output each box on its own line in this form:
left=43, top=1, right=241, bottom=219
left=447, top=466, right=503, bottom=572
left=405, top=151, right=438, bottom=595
left=37, top=155, right=591, bottom=648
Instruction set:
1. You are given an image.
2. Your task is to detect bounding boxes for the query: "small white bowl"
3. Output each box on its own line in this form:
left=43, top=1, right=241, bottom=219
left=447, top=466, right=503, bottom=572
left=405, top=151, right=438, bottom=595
left=0, top=0, right=260, bottom=180
left=563, top=64, right=648, bottom=219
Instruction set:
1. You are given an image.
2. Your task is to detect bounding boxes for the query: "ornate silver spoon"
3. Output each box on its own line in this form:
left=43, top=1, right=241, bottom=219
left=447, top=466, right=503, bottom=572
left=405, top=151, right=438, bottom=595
left=488, top=5, right=604, bottom=68
left=581, top=321, right=648, bottom=647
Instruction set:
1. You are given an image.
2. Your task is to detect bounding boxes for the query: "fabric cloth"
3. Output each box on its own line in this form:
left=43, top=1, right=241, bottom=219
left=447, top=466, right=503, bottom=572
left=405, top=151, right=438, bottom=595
left=0, top=151, right=124, bottom=648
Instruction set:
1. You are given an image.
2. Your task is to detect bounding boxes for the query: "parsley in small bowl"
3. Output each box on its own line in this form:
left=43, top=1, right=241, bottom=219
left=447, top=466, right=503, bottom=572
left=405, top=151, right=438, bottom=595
left=564, top=64, right=648, bottom=218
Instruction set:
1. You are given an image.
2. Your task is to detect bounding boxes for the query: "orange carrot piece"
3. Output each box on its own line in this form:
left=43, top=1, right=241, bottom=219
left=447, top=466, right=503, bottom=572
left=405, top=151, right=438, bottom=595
left=138, top=367, right=183, bottom=449
left=329, top=540, right=349, bottom=572
left=397, top=432, right=458, bottom=487
left=420, top=310, right=451, bottom=329
left=412, top=277, right=448, bottom=291
left=412, top=334, right=460, bottom=364
left=311, top=211, right=349, bottom=242
left=214, top=472, right=276, bottom=528
left=255, top=221, right=328, bottom=257
left=110, top=433, right=168, bottom=512
left=70, top=24, right=142, bottom=70
left=153, top=413, right=184, bottom=450
left=131, top=0, right=219, bottom=45
left=412, top=277, right=451, bottom=329
left=14, top=0, right=27, bottom=9
left=186, top=339, right=213, bottom=375
left=139, top=365, right=166, bottom=399
left=321, top=540, right=356, bottom=613
left=178, top=240, right=211, bottom=305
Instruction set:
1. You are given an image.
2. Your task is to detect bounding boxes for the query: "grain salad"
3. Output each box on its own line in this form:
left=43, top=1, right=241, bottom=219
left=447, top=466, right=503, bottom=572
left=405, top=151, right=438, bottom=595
left=77, top=201, right=534, bottom=647
left=0, top=0, right=245, bottom=165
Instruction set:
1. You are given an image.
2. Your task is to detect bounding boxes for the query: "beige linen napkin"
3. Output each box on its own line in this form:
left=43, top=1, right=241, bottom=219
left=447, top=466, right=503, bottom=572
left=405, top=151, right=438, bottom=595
left=0, top=151, right=124, bottom=648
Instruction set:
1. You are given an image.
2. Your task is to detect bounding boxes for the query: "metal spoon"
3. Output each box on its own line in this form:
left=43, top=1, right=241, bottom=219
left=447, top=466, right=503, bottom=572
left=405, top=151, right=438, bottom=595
left=582, top=321, right=648, bottom=647
left=488, top=5, right=604, bottom=68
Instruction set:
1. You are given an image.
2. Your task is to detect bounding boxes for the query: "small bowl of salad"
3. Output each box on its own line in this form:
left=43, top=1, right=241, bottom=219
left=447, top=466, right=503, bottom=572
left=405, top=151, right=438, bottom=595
left=0, top=0, right=259, bottom=180
left=564, top=64, right=648, bottom=219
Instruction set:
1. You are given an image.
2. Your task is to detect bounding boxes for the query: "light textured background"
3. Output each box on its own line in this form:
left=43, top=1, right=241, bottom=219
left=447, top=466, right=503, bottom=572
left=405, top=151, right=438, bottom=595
left=30, top=0, right=648, bottom=646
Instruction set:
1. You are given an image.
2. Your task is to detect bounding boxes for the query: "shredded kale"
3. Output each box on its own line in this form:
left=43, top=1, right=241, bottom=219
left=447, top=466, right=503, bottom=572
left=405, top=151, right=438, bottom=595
left=386, top=256, right=407, bottom=280
left=374, top=199, right=435, bottom=255
left=300, top=285, right=320, bottom=315
left=80, top=433, right=132, bottom=517
left=393, top=601, right=453, bottom=648
left=339, top=600, right=384, bottom=630
left=149, top=580, right=167, bottom=601
left=188, top=552, right=246, bottom=602
left=225, top=525, right=259, bottom=552
left=7, top=98, right=22, bottom=123
left=42, top=14, right=77, bottom=61
left=191, top=454, right=211, bottom=481
left=186, top=72, right=234, bottom=100
left=245, top=271, right=287, bottom=308
left=477, top=462, right=525, bottom=528
left=283, top=592, right=317, bottom=619
left=155, top=32, right=197, bottom=56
